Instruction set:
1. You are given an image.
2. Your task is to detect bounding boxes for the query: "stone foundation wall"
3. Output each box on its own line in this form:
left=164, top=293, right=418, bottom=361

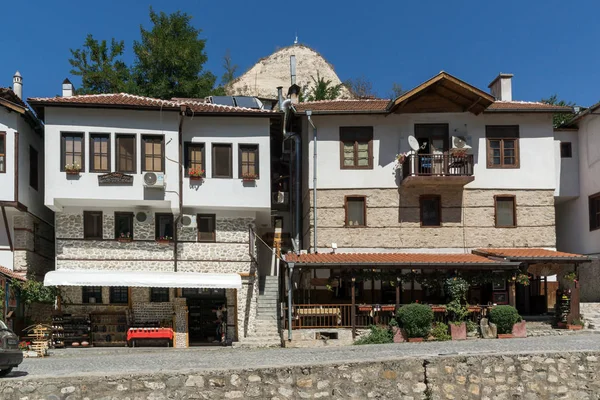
left=304, top=188, right=556, bottom=250
left=131, top=302, right=174, bottom=324
left=12, top=212, right=54, bottom=278
left=2, top=351, right=599, bottom=399
left=579, top=259, right=600, bottom=302
left=237, top=276, right=258, bottom=339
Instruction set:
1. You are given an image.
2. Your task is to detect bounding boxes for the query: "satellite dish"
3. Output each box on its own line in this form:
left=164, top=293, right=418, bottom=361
left=408, top=135, right=420, bottom=151
left=452, top=136, right=472, bottom=149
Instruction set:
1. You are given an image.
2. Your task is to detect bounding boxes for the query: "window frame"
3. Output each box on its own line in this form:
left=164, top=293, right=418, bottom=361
left=212, top=143, right=233, bottom=179
left=184, top=142, right=205, bottom=177
left=485, top=125, right=520, bottom=169
left=419, top=195, right=442, bottom=227
left=29, top=145, right=38, bottom=190
left=0, top=131, right=5, bottom=173
left=141, top=134, right=165, bottom=173
left=197, top=214, right=216, bottom=242
left=344, top=195, right=367, bottom=227
left=494, top=195, right=517, bottom=228
left=339, top=127, right=373, bottom=170
left=150, top=288, right=169, bottom=302
left=155, top=213, right=174, bottom=240
left=82, top=286, right=103, bottom=304
left=589, top=192, right=600, bottom=232
left=61, top=132, right=85, bottom=172
left=90, top=133, right=111, bottom=173
left=83, top=211, right=103, bottom=239
left=114, top=212, right=134, bottom=239
left=116, top=134, right=137, bottom=174
left=109, top=287, right=129, bottom=304
left=560, top=142, right=573, bottom=158
left=238, top=144, right=259, bottom=179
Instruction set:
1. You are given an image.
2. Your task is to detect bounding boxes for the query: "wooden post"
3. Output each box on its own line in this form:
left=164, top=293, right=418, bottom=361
left=351, top=276, right=356, bottom=339
left=508, top=280, right=516, bottom=308
left=544, top=276, right=548, bottom=313
left=395, top=277, right=400, bottom=308
left=569, top=265, right=580, bottom=324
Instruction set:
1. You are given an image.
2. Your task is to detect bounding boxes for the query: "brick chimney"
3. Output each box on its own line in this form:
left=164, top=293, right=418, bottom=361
left=488, top=73, right=513, bottom=101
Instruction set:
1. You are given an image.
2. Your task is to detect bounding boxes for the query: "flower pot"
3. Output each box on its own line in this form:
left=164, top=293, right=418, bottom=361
left=557, top=322, right=567, bottom=329
left=117, top=238, right=132, bottom=243
left=512, top=320, right=527, bottom=338
left=498, top=333, right=514, bottom=339
left=431, top=306, right=446, bottom=313
left=358, top=306, right=372, bottom=312
left=380, top=305, right=396, bottom=312
left=156, top=239, right=172, bottom=245
left=407, top=337, right=423, bottom=343
left=242, top=178, right=256, bottom=183
left=392, top=326, right=407, bottom=343
left=450, top=322, right=467, bottom=340
left=189, top=176, right=203, bottom=182
left=66, top=170, right=80, bottom=175
left=567, top=324, right=583, bottom=331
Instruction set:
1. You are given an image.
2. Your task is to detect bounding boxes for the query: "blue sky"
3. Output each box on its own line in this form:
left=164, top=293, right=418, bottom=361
left=1, top=0, right=598, bottom=105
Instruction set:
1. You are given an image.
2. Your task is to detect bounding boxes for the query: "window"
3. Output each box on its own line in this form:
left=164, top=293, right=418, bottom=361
left=142, top=135, right=164, bottom=172
left=239, top=144, right=259, bottom=178
left=116, top=134, right=136, bottom=173
left=155, top=213, right=174, bottom=240
left=340, top=127, right=373, bottom=169
left=589, top=193, right=600, bottom=231
left=83, top=211, right=103, bottom=239
left=345, top=196, right=366, bottom=227
left=110, top=287, right=128, bottom=304
left=82, top=286, right=102, bottom=303
left=90, top=133, right=110, bottom=172
left=212, top=144, right=232, bottom=178
left=184, top=142, right=205, bottom=176
left=420, top=195, right=441, bottom=227
left=151, top=288, right=169, bottom=302
left=61, top=133, right=84, bottom=171
left=0, top=132, right=5, bottom=173
left=495, top=196, right=516, bottom=227
left=114, top=212, right=134, bottom=239
left=29, top=146, right=38, bottom=190
left=486, top=126, right=519, bottom=168
left=198, top=214, right=216, bottom=242
left=561, top=142, right=572, bottom=158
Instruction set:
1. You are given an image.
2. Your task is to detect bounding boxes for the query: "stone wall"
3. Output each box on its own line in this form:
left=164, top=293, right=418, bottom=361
left=12, top=212, right=54, bottom=278
left=579, top=259, right=600, bottom=302
left=304, top=188, right=556, bottom=250
left=3, top=351, right=600, bottom=399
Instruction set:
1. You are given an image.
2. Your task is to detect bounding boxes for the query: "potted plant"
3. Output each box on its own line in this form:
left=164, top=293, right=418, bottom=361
left=156, top=236, right=172, bottom=244
left=117, top=232, right=132, bottom=243
left=430, top=322, right=451, bottom=341
left=188, top=167, right=205, bottom=182
left=380, top=305, right=396, bottom=312
left=444, top=277, right=470, bottom=340
left=358, top=304, right=373, bottom=312
left=564, top=271, right=577, bottom=283
left=242, top=173, right=258, bottom=182
left=431, top=305, right=447, bottom=313
left=396, top=303, right=433, bottom=342
left=65, top=163, right=81, bottom=175
left=489, top=305, right=522, bottom=338
left=568, top=317, right=584, bottom=330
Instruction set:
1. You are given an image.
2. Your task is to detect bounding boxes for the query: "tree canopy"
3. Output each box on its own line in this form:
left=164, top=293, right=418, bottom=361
left=345, top=76, right=377, bottom=98
left=541, top=94, right=575, bottom=127
left=301, top=72, right=343, bottom=102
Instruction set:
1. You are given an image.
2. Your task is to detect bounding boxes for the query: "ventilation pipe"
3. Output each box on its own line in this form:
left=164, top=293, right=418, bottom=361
left=280, top=99, right=300, bottom=253
left=12, top=71, right=22, bottom=99
left=290, top=55, right=296, bottom=85
left=306, top=110, right=318, bottom=253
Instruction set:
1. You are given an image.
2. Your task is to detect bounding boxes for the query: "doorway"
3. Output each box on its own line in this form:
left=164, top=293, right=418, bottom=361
left=184, top=288, right=227, bottom=345
left=414, top=124, right=449, bottom=174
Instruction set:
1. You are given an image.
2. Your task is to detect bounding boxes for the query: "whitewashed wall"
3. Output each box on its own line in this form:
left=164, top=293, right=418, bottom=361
left=554, top=130, right=580, bottom=200
left=0, top=108, right=17, bottom=202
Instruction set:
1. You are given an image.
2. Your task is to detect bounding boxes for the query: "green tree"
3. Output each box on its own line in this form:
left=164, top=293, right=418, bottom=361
left=132, top=7, right=218, bottom=99
left=68, top=34, right=131, bottom=95
left=541, top=94, right=575, bottom=128
left=302, top=72, right=343, bottom=102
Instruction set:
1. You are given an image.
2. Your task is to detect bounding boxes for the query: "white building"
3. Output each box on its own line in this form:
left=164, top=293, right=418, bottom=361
left=29, top=85, right=281, bottom=347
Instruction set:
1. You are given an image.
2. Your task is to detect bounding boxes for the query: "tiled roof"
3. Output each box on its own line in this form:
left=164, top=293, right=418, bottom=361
left=28, top=93, right=277, bottom=114
left=474, top=248, right=589, bottom=260
left=486, top=101, right=573, bottom=112
left=0, top=266, right=26, bottom=281
left=0, top=87, right=28, bottom=109
left=293, top=99, right=390, bottom=113
left=285, top=252, right=499, bottom=265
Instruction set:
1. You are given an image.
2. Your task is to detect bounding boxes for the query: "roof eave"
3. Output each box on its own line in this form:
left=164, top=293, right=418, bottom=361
left=294, top=110, right=389, bottom=116
left=27, top=101, right=181, bottom=112
left=484, top=108, right=573, bottom=114
left=284, top=261, right=520, bottom=270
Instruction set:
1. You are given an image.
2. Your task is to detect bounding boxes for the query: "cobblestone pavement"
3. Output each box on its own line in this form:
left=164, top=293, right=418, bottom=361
left=11, top=333, right=600, bottom=379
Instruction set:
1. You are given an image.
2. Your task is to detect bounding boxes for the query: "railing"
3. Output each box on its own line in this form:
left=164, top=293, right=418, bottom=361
left=402, top=153, right=474, bottom=179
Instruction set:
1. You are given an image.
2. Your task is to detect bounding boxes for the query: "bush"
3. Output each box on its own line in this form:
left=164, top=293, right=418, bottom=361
left=466, top=320, right=478, bottom=334
left=489, top=305, right=521, bottom=334
left=431, top=322, right=451, bottom=341
left=354, top=325, right=393, bottom=345
left=397, top=303, right=434, bottom=338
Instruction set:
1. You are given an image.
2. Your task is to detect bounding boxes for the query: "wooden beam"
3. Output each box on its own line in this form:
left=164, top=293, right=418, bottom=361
left=351, top=275, right=356, bottom=339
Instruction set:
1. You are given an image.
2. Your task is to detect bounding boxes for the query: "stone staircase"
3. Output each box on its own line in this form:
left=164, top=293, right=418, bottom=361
left=234, top=275, right=282, bottom=348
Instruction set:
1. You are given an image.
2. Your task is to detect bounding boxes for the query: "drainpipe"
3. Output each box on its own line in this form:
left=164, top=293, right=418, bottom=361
left=306, top=111, right=317, bottom=254
left=174, top=105, right=186, bottom=272
left=281, top=99, right=301, bottom=254
left=287, top=262, right=295, bottom=341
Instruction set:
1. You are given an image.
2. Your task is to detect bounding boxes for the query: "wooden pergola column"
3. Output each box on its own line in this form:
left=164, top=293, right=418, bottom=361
left=351, top=274, right=356, bottom=339
left=569, top=264, right=581, bottom=324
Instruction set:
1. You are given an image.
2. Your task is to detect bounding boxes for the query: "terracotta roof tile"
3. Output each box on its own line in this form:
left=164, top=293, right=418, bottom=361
left=285, top=252, right=498, bottom=265
left=0, top=266, right=26, bottom=281
left=294, top=99, right=390, bottom=113
left=486, top=101, right=573, bottom=113
left=474, top=248, right=589, bottom=260
left=0, top=87, right=28, bottom=109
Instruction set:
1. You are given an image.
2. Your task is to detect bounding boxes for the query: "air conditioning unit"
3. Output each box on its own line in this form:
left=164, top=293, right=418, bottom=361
left=143, top=172, right=165, bottom=188
left=272, top=191, right=289, bottom=205
left=135, top=211, right=152, bottom=224
left=181, top=214, right=197, bottom=229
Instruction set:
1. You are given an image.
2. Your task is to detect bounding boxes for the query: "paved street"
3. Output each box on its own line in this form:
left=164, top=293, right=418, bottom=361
left=9, top=333, right=600, bottom=379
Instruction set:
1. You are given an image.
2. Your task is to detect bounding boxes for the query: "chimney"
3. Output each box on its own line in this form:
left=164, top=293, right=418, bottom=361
left=290, top=55, right=296, bottom=86
left=277, top=86, right=283, bottom=109
left=488, top=73, right=513, bottom=101
left=62, top=78, right=74, bottom=97
left=12, top=71, right=22, bottom=99
left=288, top=84, right=300, bottom=105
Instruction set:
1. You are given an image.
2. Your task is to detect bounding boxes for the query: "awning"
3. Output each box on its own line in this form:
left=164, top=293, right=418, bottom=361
left=472, top=248, right=593, bottom=263
left=44, top=270, right=242, bottom=289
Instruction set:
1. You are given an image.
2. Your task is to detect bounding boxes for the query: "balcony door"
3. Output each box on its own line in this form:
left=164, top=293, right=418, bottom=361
left=414, top=124, right=449, bottom=174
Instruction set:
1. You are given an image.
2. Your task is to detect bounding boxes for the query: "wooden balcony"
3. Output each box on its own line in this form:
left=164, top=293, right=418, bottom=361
left=401, top=153, right=474, bottom=187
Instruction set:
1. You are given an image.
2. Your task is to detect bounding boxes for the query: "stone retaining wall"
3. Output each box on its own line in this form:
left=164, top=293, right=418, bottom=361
left=3, top=351, right=600, bottom=399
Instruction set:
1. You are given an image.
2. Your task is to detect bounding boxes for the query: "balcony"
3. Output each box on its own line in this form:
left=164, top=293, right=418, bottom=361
left=401, top=153, right=474, bottom=187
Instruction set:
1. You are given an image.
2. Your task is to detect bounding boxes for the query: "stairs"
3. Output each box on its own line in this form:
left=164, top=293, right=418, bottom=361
left=234, top=276, right=282, bottom=348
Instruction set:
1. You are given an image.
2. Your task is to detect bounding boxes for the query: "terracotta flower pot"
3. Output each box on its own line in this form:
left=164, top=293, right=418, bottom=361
left=498, top=333, right=514, bottom=339
left=567, top=324, right=583, bottom=331
left=380, top=305, right=396, bottom=312
left=117, top=238, right=132, bottom=243
left=189, top=176, right=203, bottom=182
left=450, top=322, right=467, bottom=340
left=512, top=320, right=527, bottom=338
left=431, top=306, right=446, bottom=313
left=358, top=306, right=372, bottom=312
left=156, top=239, right=172, bottom=245
left=408, top=337, right=423, bottom=343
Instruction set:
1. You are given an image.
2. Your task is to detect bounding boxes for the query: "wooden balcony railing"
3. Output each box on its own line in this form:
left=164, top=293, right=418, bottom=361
left=402, top=153, right=474, bottom=180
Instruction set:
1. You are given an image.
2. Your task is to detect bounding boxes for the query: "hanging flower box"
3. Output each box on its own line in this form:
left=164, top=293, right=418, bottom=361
left=65, top=163, right=81, bottom=175
left=358, top=305, right=372, bottom=312
left=156, top=237, right=172, bottom=245
left=380, top=305, right=396, bottom=312
left=431, top=306, right=447, bottom=313
left=117, top=237, right=132, bottom=243
left=189, top=168, right=205, bottom=182
left=242, top=173, right=258, bottom=182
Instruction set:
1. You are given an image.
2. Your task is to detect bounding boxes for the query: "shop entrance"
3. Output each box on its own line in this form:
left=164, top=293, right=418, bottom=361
left=183, top=288, right=227, bottom=345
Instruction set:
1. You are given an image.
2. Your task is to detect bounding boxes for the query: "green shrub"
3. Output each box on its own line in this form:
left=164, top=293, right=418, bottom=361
left=397, top=303, right=434, bottom=338
left=446, top=299, right=469, bottom=324
left=489, top=305, right=521, bottom=334
left=431, top=322, right=451, bottom=341
left=466, top=320, right=478, bottom=334
left=354, top=325, right=393, bottom=345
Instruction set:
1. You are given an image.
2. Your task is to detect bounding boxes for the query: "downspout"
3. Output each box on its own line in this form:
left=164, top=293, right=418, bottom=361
left=281, top=99, right=301, bottom=254
left=173, top=105, right=186, bottom=273
left=306, top=111, right=317, bottom=253
left=287, top=262, right=294, bottom=341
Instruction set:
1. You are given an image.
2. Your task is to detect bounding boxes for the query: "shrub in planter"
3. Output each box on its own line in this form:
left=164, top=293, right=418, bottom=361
left=397, top=303, right=434, bottom=339
left=431, top=322, right=451, bottom=341
left=489, top=305, right=521, bottom=335
left=354, top=325, right=393, bottom=345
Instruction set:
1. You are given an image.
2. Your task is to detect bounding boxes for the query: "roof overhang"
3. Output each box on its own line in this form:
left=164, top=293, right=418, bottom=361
left=44, top=270, right=242, bottom=289
left=388, top=72, right=495, bottom=115
left=472, top=249, right=593, bottom=263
